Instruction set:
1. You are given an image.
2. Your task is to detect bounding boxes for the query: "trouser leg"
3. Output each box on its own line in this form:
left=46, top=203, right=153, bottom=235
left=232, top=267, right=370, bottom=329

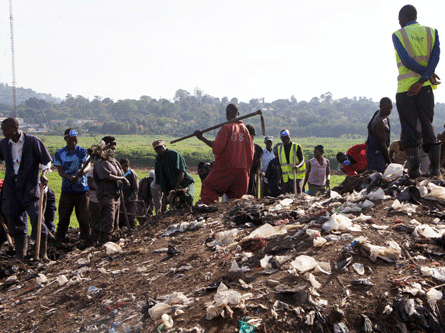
left=151, top=186, right=162, bottom=215
left=56, top=193, right=75, bottom=241
left=225, top=168, right=250, bottom=200
left=74, top=193, right=91, bottom=241
left=201, top=169, right=227, bottom=204
left=99, top=198, right=117, bottom=234
left=89, top=201, right=101, bottom=241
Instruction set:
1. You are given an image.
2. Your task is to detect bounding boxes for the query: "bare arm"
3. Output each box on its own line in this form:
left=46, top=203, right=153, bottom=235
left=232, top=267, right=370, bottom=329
left=194, top=130, right=213, bottom=148
left=302, top=162, right=312, bottom=191
left=373, top=119, right=391, bottom=164
left=174, top=170, right=185, bottom=190
left=57, top=165, right=77, bottom=183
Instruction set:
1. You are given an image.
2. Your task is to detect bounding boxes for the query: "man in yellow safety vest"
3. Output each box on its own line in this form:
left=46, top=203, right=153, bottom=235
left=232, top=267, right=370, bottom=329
left=393, top=4, right=441, bottom=178
left=277, top=129, right=305, bottom=194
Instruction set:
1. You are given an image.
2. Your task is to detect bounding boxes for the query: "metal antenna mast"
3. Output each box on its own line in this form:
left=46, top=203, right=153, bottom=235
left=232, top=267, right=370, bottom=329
left=9, top=0, right=17, bottom=118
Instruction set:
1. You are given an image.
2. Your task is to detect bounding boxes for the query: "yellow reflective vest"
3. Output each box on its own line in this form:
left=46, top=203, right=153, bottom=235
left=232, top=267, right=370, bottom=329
left=394, top=23, right=436, bottom=93
left=278, top=143, right=305, bottom=182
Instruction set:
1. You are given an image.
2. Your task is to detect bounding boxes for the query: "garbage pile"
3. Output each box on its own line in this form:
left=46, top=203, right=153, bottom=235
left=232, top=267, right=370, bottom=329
left=1, top=164, right=445, bottom=332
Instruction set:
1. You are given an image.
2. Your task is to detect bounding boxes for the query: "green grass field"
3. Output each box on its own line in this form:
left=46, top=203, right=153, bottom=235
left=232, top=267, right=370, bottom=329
left=0, top=134, right=348, bottom=229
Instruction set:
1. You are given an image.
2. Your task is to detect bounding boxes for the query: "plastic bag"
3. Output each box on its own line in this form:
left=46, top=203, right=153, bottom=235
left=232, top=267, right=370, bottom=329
left=383, top=163, right=404, bottom=181
left=413, top=224, right=442, bottom=238
left=208, top=229, right=239, bottom=247
left=163, top=292, right=190, bottom=305
left=290, top=255, right=318, bottom=273
left=322, top=214, right=352, bottom=232
left=104, top=242, right=123, bottom=255
left=149, top=303, right=171, bottom=320
left=366, top=188, right=385, bottom=201
left=427, top=288, right=442, bottom=313
left=246, top=223, right=296, bottom=239
left=161, top=314, right=174, bottom=328
left=313, top=237, right=327, bottom=247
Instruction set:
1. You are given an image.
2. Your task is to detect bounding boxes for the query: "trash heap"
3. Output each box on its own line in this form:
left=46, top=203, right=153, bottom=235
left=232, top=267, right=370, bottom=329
left=1, top=164, right=445, bottom=332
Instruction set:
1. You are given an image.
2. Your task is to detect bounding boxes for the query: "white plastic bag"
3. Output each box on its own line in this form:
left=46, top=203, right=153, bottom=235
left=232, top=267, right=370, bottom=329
left=149, top=303, right=171, bottom=320
left=291, top=255, right=318, bottom=273
left=383, top=163, right=404, bottom=181
left=104, top=242, right=123, bottom=255
left=366, top=188, right=385, bottom=201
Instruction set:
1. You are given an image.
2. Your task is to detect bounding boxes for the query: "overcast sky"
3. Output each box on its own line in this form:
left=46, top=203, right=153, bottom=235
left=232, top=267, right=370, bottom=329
left=0, top=0, right=444, bottom=103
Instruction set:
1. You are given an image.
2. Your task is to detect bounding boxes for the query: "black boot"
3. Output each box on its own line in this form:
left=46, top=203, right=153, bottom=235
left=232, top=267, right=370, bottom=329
left=405, top=147, right=421, bottom=179
left=14, top=235, right=28, bottom=259
left=39, top=234, right=49, bottom=261
left=99, top=231, right=111, bottom=244
left=428, top=142, right=442, bottom=177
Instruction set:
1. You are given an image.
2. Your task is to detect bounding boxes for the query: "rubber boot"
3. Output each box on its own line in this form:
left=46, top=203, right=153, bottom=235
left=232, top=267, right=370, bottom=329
left=14, top=235, right=28, bottom=259
left=39, top=234, right=49, bottom=261
left=428, top=142, right=442, bottom=177
left=99, top=231, right=110, bottom=244
left=405, top=147, right=421, bottom=179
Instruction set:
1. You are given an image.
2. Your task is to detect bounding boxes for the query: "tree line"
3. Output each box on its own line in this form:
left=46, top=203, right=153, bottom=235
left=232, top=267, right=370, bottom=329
left=1, top=84, right=445, bottom=139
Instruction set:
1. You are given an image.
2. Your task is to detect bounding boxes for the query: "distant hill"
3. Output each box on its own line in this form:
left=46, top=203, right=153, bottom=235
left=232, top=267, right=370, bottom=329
left=0, top=82, right=61, bottom=106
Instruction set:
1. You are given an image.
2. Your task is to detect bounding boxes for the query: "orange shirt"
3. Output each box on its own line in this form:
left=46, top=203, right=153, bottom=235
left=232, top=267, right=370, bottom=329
left=212, top=121, right=254, bottom=170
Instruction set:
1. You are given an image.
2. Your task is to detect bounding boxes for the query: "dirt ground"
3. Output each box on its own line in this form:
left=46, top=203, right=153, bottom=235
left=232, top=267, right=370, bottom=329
left=1, top=176, right=445, bottom=333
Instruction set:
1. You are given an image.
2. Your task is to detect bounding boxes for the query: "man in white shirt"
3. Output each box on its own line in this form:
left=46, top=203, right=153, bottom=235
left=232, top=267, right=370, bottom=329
left=0, top=118, right=52, bottom=260
left=261, top=136, right=275, bottom=196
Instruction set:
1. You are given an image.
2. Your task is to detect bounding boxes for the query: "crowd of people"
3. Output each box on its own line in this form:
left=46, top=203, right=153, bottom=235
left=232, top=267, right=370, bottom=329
left=0, top=5, right=443, bottom=262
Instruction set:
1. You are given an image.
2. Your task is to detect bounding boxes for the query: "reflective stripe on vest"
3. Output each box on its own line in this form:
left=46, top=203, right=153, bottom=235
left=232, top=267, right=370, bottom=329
left=278, top=143, right=306, bottom=181
left=394, top=24, right=435, bottom=93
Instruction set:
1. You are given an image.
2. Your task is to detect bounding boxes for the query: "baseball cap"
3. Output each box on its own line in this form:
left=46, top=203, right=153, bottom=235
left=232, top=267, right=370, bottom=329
left=280, top=129, right=290, bottom=138
left=264, top=136, right=273, bottom=143
left=152, top=139, right=165, bottom=149
left=149, top=170, right=155, bottom=178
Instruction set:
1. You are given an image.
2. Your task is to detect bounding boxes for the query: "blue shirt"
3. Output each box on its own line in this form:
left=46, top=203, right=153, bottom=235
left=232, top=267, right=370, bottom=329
left=392, top=20, right=440, bottom=81
left=54, top=145, right=89, bottom=194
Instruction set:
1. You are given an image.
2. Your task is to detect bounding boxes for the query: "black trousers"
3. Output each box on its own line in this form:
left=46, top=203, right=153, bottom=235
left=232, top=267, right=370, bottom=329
left=396, top=86, right=436, bottom=150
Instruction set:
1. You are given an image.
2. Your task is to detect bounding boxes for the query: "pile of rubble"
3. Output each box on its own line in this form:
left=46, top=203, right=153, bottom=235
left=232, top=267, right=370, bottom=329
left=1, top=164, right=445, bottom=332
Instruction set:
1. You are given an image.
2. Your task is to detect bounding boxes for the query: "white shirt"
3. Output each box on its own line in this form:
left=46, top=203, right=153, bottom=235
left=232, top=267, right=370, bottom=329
left=8, top=131, right=51, bottom=175
left=261, top=148, right=275, bottom=172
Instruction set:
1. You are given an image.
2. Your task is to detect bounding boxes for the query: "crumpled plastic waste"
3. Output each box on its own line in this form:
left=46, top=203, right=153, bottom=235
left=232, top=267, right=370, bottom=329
left=36, top=273, right=48, bottom=285
left=423, top=181, right=445, bottom=203
left=239, top=318, right=256, bottom=333
left=206, top=283, right=252, bottom=320
left=421, top=266, right=445, bottom=281
left=426, top=288, right=442, bottom=313
left=366, top=188, right=385, bottom=201
left=229, top=259, right=250, bottom=272
left=352, top=263, right=364, bottom=275
left=244, top=223, right=299, bottom=240
left=391, top=199, right=418, bottom=214
left=383, top=163, right=404, bottom=181
left=413, top=224, right=443, bottom=238
left=208, top=229, right=239, bottom=247
left=149, top=303, right=172, bottom=320
left=290, top=255, right=318, bottom=273
left=361, top=200, right=375, bottom=209
left=104, top=242, right=123, bottom=255
left=360, top=239, right=401, bottom=262
left=397, top=186, right=421, bottom=204
left=322, top=214, right=361, bottom=232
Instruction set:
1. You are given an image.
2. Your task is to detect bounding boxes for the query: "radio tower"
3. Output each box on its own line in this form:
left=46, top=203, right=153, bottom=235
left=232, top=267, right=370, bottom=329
left=9, top=0, right=17, bottom=118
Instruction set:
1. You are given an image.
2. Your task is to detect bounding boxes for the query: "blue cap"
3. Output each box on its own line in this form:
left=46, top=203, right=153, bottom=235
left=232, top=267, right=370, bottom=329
left=69, top=129, right=78, bottom=137
left=343, top=160, right=350, bottom=166
left=280, top=129, right=290, bottom=138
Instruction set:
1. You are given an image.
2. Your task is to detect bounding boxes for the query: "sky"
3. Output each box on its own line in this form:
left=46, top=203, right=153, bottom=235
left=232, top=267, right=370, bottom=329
left=0, top=0, right=445, bottom=104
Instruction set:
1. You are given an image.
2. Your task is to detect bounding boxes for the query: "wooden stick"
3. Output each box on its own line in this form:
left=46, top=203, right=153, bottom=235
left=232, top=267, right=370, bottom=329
left=255, top=169, right=260, bottom=198
left=170, top=110, right=264, bottom=144
left=120, top=191, right=132, bottom=230
left=34, top=183, right=45, bottom=260
left=0, top=215, right=13, bottom=248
